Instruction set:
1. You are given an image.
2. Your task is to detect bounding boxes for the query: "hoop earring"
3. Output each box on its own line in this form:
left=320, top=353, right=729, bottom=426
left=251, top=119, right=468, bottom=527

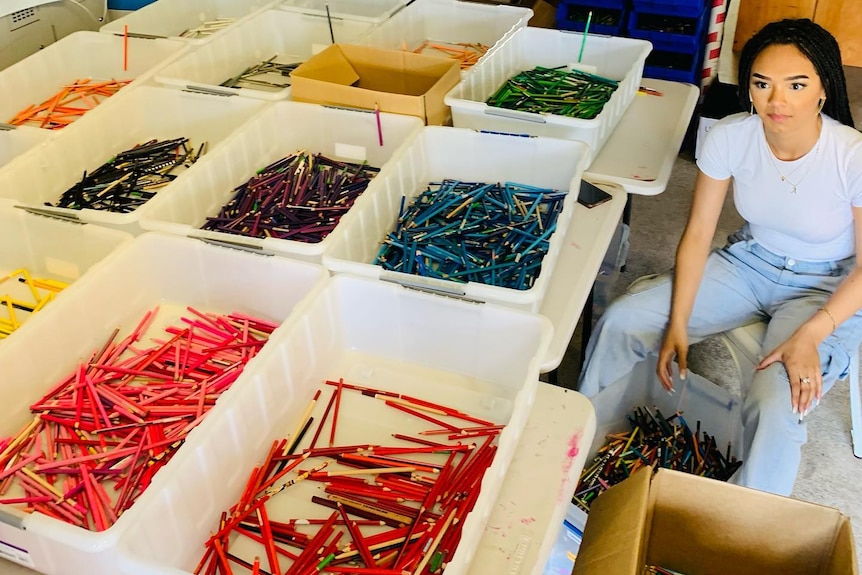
left=817, top=98, right=825, bottom=114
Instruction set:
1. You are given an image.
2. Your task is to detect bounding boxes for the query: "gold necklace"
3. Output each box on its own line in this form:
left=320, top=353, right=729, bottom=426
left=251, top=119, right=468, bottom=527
left=766, top=140, right=820, bottom=194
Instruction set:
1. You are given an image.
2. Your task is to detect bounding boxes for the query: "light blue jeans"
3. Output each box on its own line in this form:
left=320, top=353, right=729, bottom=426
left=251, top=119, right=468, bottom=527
left=578, top=228, right=862, bottom=496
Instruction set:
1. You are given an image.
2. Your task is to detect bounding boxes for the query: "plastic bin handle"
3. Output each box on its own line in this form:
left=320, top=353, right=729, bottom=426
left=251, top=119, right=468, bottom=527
left=380, top=273, right=485, bottom=305
left=15, top=205, right=82, bottom=224
left=194, top=236, right=276, bottom=257
left=110, top=31, right=167, bottom=40
left=484, top=107, right=547, bottom=124
left=0, top=507, right=26, bottom=530
left=183, top=85, right=237, bottom=98
left=559, top=29, right=614, bottom=40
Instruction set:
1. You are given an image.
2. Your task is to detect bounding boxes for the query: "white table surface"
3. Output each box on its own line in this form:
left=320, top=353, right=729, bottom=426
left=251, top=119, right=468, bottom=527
left=0, top=79, right=696, bottom=575
left=584, top=78, right=700, bottom=196
left=538, top=181, right=626, bottom=373
left=540, top=78, right=699, bottom=372
left=468, top=384, right=595, bottom=575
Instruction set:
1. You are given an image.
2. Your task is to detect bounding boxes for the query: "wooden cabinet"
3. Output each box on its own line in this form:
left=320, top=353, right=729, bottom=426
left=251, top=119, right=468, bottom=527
left=814, top=3, right=862, bottom=67
left=732, top=1, right=816, bottom=52
left=732, top=0, right=862, bottom=67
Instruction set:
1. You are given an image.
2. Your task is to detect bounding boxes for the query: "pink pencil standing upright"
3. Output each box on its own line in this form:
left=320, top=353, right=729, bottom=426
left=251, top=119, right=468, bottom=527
left=375, top=104, right=383, bottom=146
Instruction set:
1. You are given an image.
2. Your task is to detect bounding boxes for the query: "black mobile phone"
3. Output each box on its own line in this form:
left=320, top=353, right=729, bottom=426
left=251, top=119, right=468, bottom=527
left=577, top=180, right=614, bottom=208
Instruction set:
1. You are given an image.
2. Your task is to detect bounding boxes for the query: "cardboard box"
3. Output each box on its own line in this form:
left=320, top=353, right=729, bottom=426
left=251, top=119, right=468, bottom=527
left=528, top=0, right=557, bottom=27
left=459, top=0, right=557, bottom=28
left=572, top=467, right=858, bottom=575
left=290, top=44, right=462, bottom=125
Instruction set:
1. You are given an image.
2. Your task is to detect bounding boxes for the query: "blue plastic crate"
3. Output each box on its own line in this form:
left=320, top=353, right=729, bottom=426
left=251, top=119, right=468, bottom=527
left=558, top=0, right=627, bottom=9
left=107, top=0, right=156, bottom=8
left=555, top=2, right=628, bottom=36
left=632, top=0, right=705, bottom=17
left=642, top=46, right=703, bottom=85
left=627, top=4, right=708, bottom=52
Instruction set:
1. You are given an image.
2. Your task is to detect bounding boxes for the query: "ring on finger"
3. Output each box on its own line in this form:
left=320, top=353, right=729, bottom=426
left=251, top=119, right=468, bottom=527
left=800, top=376, right=812, bottom=385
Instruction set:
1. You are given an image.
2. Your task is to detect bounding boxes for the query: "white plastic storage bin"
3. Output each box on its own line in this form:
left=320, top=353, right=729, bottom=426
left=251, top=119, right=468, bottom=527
left=0, top=85, right=268, bottom=232
left=323, top=126, right=592, bottom=312
left=101, top=0, right=277, bottom=44
left=544, top=505, right=584, bottom=575
left=356, top=0, right=532, bottom=75
left=115, top=274, right=552, bottom=575
left=153, top=9, right=374, bottom=101
left=0, top=233, right=328, bottom=575
left=444, top=27, right=651, bottom=159
left=0, top=207, right=132, bottom=340
left=565, top=354, right=744, bottom=537
left=137, top=101, right=422, bottom=263
left=278, top=0, right=408, bottom=24
left=588, top=354, right=743, bottom=463
left=0, top=127, right=52, bottom=170
left=0, top=31, right=185, bottom=133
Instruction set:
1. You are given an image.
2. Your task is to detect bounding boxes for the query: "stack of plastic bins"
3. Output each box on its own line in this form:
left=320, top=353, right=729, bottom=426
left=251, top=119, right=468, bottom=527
left=323, top=126, right=592, bottom=313
left=114, top=274, right=552, bottom=575
left=627, top=0, right=709, bottom=84
left=0, top=207, right=132, bottom=342
left=101, top=0, right=278, bottom=44
left=277, top=0, right=408, bottom=25
left=137, top=101, right=423, bottom=263
left=0, top=233, right=328, bottom=575
left=555, top=0, right=629, bottom=36
left=443, top=27, right=651, bottom=161
left=355, top=0, right=532, bottom=76
left=152, top=8, right=375, bottom=101
left=0, top=31, right=185, bottom=135
left=0, top=85, right=268, bottom=233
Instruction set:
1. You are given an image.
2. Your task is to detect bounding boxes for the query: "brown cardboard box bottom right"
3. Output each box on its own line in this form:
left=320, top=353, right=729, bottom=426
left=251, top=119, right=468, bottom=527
left=572, top=467, right=857, bottom=575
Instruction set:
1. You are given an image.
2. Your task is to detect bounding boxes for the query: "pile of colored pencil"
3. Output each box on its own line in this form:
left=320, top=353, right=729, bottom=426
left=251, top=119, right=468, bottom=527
left=486, top=66, right=618, bottom=119
left=0, top=269, right=67, bottom=339
left=9, top=79, right=132, bottom=130
left=180, top=18, right=237, bottom=39
left=202, top=151, right=379, bottom=243
left=412, top=40, right=490, bottom=70
left=572, top=406, right=742, bottom=512
left=375, top=179, right=567, bottom=290
left=221, top=56, right=301, bottom=91
left=50, top=137, right=205, bottom=213
left=196, top=379, right=504, bottom=575
left=0, top=306, right=277, bottom=531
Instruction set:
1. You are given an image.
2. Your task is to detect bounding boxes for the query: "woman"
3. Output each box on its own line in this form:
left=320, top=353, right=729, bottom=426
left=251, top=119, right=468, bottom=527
left=577, top=18, right=862, bottom=496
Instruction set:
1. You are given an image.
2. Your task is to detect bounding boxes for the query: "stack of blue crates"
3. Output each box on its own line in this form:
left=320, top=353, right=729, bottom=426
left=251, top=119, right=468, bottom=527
left=627, top=0, right=709, bottom=84
left=555, top=0, right=629, bottom=37
left=556, top=0, right=710, bottom=86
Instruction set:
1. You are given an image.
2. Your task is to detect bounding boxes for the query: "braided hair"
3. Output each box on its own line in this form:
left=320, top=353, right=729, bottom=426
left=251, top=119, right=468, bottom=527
left=737, top=18, right=855, bottom=128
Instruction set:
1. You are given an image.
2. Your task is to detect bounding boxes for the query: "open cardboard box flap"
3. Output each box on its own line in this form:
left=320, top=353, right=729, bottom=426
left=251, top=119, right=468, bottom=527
left=290, top=44, right=461, bottom=125
left=573, top=468, right=857, bottom=575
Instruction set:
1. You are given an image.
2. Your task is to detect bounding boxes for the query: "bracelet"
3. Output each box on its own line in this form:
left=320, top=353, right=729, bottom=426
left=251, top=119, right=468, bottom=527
left=819, top=306, right=838, bottom=332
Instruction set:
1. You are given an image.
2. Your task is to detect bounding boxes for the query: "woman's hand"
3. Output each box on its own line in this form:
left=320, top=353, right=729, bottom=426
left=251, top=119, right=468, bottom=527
left=757, top=333, right=822, bottom=417
left=657, top=324, right=689, bottom=392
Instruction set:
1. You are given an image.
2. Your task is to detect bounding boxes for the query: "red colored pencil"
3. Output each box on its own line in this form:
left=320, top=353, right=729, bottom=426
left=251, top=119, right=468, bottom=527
left=330, top=380, right=343, bottom=447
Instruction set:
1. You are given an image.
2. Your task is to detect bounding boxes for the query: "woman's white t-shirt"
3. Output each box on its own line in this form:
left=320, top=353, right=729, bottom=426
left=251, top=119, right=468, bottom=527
left=697, top=112, right=862, bottom=261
